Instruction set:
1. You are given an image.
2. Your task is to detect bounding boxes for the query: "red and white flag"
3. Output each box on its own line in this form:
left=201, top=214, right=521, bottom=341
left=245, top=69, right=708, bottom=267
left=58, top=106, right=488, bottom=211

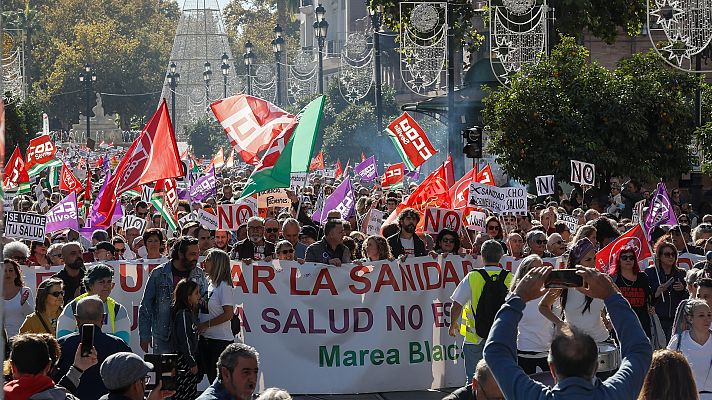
left=210, top=95, right=296, bottom=165
left=476, top=164, right=495, bottom=185
left=59, top=163, right=84, bottom=194
left=381, top=163, right=404, bottom=188
left=309, top=150, right=325, bottom=171
left=595, top=224, right=652, bottom=272
left=3, top=146, right=27, bottom=188
left=386, top=112, right=437, bottom=169
left=25, top=135, right=57, bottom=171
left=335, top=159, right=343, bottom=179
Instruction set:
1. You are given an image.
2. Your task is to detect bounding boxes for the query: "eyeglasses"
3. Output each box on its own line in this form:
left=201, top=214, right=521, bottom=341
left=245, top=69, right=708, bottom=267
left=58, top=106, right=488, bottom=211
left=48, top=290, right=65, bottom=298
left=679, top=219, right=690, bottom=223
left=280, top=249, right=294, bottom=254
left=487, top=225, right=501, bottom=231
left=265, top=228, right=279, bottom=233
left=248, top=225, right=264, bottom=230
left=554, top=240, right=564, bottom=245
left=673, top=191, right=680, bottom=195
left=50, top=253, right=63, bottom=258
left=115, top=248, right=126, bottom=253
left=661, top=252, right=676, bottom=258
left=620, top=255, right=635, bottom=261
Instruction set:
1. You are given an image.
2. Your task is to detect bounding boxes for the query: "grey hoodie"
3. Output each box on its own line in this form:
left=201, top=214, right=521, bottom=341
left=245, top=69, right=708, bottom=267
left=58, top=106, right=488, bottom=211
left=29, top=386, right=79, bottom=400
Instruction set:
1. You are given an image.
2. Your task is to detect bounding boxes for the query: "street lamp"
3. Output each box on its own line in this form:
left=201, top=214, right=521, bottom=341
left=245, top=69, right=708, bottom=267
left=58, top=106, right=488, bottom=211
left=368, top=3, right=384, bottom=142
left=203, top=61, right=212, bottom=100
left=78, top=63, right=97, bottom=148
left=313, top=5, right=328, bottom=94
left=166, top=61, right=180, bottom=131
left=243, top=41, right=255, bottom=95
left=272, top=24, right=285, bottom=105
left=221, top=53, right=230, bottom=98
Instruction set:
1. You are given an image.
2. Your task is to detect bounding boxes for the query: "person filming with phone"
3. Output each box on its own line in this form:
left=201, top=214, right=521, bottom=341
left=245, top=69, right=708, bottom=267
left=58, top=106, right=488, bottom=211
left=483, top=266, right=653, bottom=399
left=54, top=295, right=131, bottom=400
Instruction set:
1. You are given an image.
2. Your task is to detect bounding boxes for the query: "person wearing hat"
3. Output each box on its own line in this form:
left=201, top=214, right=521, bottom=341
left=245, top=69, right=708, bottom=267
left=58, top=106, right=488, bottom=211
left=56, top=264, right=131, bottom=344
left=99, top=352, right=174, bottom=400
left=299, top=225, right=318, bottom=248
left=91, top=242, right=116, bottom=262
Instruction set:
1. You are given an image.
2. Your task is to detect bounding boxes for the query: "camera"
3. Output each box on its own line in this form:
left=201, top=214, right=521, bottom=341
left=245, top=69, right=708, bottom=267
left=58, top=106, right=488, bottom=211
left=144, top=354, right=179, bottom=391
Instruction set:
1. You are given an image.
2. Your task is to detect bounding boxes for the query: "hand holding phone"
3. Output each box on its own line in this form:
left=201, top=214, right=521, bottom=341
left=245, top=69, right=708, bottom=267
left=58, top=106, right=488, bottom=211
left=80, top=324, right=94, bottom=357
left=545, top=269, right=584, bottom=289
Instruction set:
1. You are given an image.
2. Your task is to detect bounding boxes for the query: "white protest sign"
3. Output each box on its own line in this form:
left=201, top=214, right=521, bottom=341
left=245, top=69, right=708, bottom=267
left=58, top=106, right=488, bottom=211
left=123, top=215, right=147, bottom=234
left=324, top=168, right=336, bottom=179
left=34, top=185, right=49, bottom=213
left=197, top=209, right=219, bottom=230
left=464, top=210, right=487, bottom=232
left=365, top=208, right=384, bottom=235
left=258, top=189, right=291, bottom=208
left=5, top=211, right=47, bottom=241
left=217, top=198, right=257, bottom=230
left=558, top=214, right=579, bottom=232
left=632, top=200, right=645, bottom=225
left=570, top=160, right=595, bottom=186
left=141, top=185, right=154, bottom=203
left=535, top=175, right=555, bottom=196
left=468, top=182, right=527, bottom=214
left=423, top=208, right=462, bottom=234
left=43, top=113, right=49, bottom=135
left=290, top=172, right=307, bottom=193
left=178, top=210, right=199, bottom=226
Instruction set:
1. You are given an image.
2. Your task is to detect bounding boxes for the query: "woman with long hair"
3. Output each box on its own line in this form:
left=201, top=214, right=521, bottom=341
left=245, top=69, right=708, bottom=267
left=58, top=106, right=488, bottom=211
left=608, top=245, right=653, bottom=338
left=668, top=299, right=712, bottom=398
left=19, top=277, right=64, bottom=335
left=360, top=235, right=393, bottom=262
left=28, top=240, right=50, bottom=267
left=171, top=278, right=201, bottom=400
left=539, top=238, right=610, bottom=343
left=484, top=216, right=504, bottom=240
left=638, top=349, right=698, bottom=400
left=198, top=248, right=235, bottom=383
left=433, top=229, right=461, bottom=256
left=646, top=240, right=688, bottom=342
left=3, top=259, right=33, bottom=337
left=510, top=255, right=555, bottom=374
left=570, top=225, right=598, bottom=248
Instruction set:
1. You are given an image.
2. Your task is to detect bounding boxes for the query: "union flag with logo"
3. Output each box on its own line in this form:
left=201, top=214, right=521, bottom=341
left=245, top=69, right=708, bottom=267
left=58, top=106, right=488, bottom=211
left=595, top=224, right=652, bottom=272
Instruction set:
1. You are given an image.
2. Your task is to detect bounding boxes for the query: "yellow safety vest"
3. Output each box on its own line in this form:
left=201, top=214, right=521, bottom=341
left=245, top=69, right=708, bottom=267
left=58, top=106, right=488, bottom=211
left=74, top=293, right=118, bottom=333
left=459, top=268, right=513, bottom=343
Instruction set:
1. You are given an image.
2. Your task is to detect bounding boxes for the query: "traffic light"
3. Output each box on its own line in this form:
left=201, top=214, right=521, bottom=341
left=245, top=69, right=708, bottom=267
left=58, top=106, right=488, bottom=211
left=462, top=126, right=483, bottom=158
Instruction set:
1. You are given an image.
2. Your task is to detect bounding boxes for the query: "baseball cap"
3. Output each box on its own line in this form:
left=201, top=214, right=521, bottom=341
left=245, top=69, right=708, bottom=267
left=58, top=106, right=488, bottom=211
left=100, top=352, right=153, bottom=390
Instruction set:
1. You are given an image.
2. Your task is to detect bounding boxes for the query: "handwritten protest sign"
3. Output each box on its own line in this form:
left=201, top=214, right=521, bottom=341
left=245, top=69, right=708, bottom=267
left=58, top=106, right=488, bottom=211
left=468, top=182, right=527, bottom=214
left=5, top=211, right=46, bottom=241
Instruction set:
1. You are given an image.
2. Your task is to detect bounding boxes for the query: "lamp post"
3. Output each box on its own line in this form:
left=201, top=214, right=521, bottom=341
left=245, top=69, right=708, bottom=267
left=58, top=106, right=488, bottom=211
left=166, top=61, right=180, bottom=131
left=313, top=4, right=328, bottom=94
left=272, top=24, right=285, bottom=105
left=368, top=4, right=384, bottom=142
left=78, top=63, right=96, bottom=147
left=221, top=53, right=230, bottom=98
left=203, top=61, right=212, bottom=100
left=243, top=41, right=255, bottom=95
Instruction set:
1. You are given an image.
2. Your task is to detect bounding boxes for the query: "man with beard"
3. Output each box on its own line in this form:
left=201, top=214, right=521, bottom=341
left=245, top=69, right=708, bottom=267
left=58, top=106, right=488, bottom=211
left=139, top=236, right=208, bottom=354
left=387, top=208, right=427, bottom=258
left=214, top=229, right=232, bottom=253
left=231, top=217, right=275, bottom=262
left=264, top=218, right=280, bottom=244
left=305, top=219, right=351, bottom=266
left=52, top=242, right=86, bottom=306
left=197, top=344, right=259, bottom=400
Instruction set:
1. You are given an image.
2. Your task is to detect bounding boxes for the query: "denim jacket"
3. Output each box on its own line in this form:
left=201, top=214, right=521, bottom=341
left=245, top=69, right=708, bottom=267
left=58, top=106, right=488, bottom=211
left=139, top=261, right=208, bottom=343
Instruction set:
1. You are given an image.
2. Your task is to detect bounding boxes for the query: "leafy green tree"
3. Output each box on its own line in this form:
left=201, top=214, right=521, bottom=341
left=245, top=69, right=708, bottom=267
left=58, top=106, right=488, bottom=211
left=2, top=92, right=41, bottom=154
left=483, top=37, right=700, bottom=187
left=2, top=3, right=42, bottom=87
left=186, top=116, right=231, bottom=158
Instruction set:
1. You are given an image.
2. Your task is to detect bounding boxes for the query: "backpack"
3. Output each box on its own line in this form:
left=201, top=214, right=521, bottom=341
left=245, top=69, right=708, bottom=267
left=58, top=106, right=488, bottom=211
left=473, top=269, right=509, bottom=339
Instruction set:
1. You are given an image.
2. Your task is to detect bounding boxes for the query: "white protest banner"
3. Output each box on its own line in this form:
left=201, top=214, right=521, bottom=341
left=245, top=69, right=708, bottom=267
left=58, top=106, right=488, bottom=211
left=365, top=208, right=384, bottom=236
left=499, top=256, right=564, bottom=274
left=468, top=182, right=527, bottom=214
left=324, top=168, right=336, bottom=179
left=464, top=210, right=487, bottom=232
left=570, top=160, right=595, bottom=186
left=424, top=208, right=462, bottom=234
left=123, top=215, right=147, bottom=234
left=558, top=214, right=579, bottom=232
left=535, top=175, right=555, bottom=196
left=258, top=189, right=291, bottom=208
left=290, top=172, right=307, bottom=193
left=217, top=199, right=257, bottom=230
left=34, top=184, right=49, bottom=212
left=197, top=209, right=219, bottom=230
left=5, top=211, right=46, bottom=241
left=178, top=210, right=198, bottom=226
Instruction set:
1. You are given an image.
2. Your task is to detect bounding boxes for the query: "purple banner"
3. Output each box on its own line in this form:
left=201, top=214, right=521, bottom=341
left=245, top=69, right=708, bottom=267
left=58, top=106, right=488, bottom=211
left=45, top=192, right=79, bottom=233
left=312, top=178, right=355, bottom=224
left=644, top=181, right=677, bottom=239
left=355, top=156, right=378, bottom=182
left=190, top=166, right=217, bottom=202
left=405, top=167, right=421, bottom=181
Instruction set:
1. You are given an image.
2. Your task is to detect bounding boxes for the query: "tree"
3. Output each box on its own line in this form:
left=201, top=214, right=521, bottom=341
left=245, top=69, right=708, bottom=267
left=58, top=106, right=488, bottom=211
left=2, top=2, right=42, bottom=87
left=2, top=92, right=42, bottom=154
left=186, top=116, right=231, bottom=158
left=482, top=37, right=700, bottom=187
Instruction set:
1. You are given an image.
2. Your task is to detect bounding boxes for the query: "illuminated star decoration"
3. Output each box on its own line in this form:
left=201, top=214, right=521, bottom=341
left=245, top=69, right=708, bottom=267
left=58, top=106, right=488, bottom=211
left=650, top=0, right=685, bottom=31
left=494, top=39, right=516, bottom=65
left=408, top=72, right=426, bottom=93
left=663, top=33, right=693, bottom=66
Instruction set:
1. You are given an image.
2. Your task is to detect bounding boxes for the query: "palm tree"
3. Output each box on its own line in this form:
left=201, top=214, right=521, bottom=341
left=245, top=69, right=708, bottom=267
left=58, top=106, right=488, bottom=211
left=2, top=1, right=41, bottom=88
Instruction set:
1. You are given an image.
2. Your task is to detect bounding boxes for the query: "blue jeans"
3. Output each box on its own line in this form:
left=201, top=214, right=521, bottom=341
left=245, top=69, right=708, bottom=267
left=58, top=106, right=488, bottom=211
left=463, top=341, right=485, bottom=384
left=153, top=336, right=173, bottom=355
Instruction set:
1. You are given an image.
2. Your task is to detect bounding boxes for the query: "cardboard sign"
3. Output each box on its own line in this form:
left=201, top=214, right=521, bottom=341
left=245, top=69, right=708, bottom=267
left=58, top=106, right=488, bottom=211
left=570, top=160, right=595, bottom=186
left=464, top=210, right=487, bottom=232
left=123, top=215, right=147, bottom=234
left=558, top=214, right=579, bottom=232
left=34, top=184, right=49, bottom=213
left=424, top=208, right=463, bottom=234
left=258, top=189, right=291, bottom=208
left=197, top=209, right=219, bottom=230
left=178, top=210, right=199, bottom=226
left=365, top=208, right=384, bottom=236
left=5, top=211, right=47, bottom=241
left=141, top=185, right=154, bottom=203
left=217, top=199, right=257, bottom=230
left=468, top=182, right=527, bottom=214
left=535, top=175, right=555, bottom=196
left=25, top=135, right=57, bottom=170
left=290, top=172, right=307, bottom=192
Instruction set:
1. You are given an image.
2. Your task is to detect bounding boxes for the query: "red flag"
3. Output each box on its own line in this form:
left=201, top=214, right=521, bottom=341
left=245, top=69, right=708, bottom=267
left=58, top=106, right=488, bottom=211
left=476, top=164, right=495, bottom=186
left=335, top=159, right=343, bottom=179
left=25, top=135, right=57, bottom=171
left=385, top=112, right=437, bottom=169
left=83, top=171, right=92, bottom=208
left=95, top=156, right=103, bottom=168
left=450, top=165, right=477, bottom=210
left=210, top=95, right=296, bottom=165
left=595, top=224, right=652, bottom=272
left=309, top=151, right=324, bottom=171
left=381, top=163, right=404, bottom=188
left=59, top=163, right=84, bottom=194
left=3, top=146, right=27, bottom=188
left=205, top=147, right=225, bottom=172
left=361, top=151, right=366, bottom=162
left=444, top=153, right=455, bottom=188
left=383, top=161, right=452, bottom=232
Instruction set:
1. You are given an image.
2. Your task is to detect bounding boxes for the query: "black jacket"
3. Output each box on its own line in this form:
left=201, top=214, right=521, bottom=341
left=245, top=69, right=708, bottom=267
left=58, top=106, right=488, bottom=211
left=230, top=238, right=275, bottom=261
left=388, top=232, right=428, bottom=257
left=172, top=309, right=199, bottom=368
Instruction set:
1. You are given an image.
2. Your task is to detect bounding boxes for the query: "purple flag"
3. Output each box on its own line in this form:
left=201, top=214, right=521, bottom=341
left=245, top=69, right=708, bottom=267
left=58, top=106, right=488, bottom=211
left=190, top=166, right=217, bottom=202
left=644, top=181, right=677, bottom=240
left=45, top=192, right=80, bottom=233
left=312, top=178, right=355, bottom=224
left=355, top=156, right=378, bottom=182
left=405, top=167, right=421, bottom=180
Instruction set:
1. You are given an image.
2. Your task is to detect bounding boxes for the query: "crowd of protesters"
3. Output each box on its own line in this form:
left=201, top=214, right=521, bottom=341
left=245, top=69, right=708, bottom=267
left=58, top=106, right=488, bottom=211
left=3, top=158, right=712, bottom=400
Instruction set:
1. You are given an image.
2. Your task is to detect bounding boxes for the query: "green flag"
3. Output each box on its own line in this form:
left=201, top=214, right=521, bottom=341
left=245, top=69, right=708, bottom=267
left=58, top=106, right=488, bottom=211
left=240, top=96, right=324, bottom=199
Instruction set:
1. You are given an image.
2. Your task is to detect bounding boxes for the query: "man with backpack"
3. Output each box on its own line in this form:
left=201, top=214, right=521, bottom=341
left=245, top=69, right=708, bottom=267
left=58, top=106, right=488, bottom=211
left=449, top=239, right=511, bottom=384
